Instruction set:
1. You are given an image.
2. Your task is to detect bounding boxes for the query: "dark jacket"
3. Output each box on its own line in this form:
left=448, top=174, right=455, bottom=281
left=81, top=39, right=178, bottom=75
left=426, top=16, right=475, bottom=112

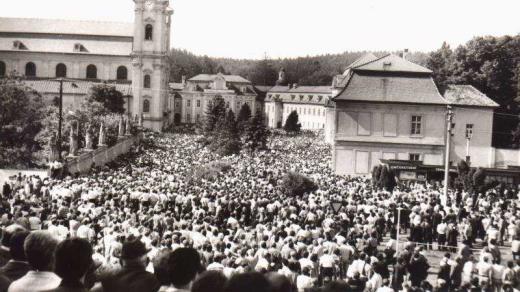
left=100, top=263, right=160, bottom=292
left=0, top=260, right=31, bottom=281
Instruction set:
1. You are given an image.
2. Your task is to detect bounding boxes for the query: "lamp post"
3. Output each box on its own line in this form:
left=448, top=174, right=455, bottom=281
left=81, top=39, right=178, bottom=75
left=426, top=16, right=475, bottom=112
left=55, top=78, right=78, bottom=160
left=466, top=130, right=472, bottom=163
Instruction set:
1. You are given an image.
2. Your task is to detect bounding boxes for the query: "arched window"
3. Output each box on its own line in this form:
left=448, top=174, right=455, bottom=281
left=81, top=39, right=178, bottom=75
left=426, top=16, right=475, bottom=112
left=116, top=66, right=128, bottom=80
left=145, top=24, right=153, bottom=40
left=56, top=63, right=67, bottom=78
left=86, top=64, right=97, bottom=79
left=25, top=62, right=36, bottom=77
left=144, top=74, right=151, bottom=88
left=0, top=61, right=6, bottom=77
left=143, top=99, right=150, bottom=113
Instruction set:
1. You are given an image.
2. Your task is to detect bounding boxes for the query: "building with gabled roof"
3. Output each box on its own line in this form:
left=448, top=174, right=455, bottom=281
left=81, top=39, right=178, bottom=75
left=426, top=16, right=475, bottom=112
left=327, top=54, right=449, bottom=176
left=175, top=73, right=262, bottom=125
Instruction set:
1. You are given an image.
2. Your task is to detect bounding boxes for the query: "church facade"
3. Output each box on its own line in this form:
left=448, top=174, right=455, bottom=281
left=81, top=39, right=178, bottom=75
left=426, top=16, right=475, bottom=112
left=0, top=0, right=173, bottom=131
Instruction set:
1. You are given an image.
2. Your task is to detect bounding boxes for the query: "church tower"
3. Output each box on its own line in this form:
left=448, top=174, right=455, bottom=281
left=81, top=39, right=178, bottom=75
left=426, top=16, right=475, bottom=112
left=131, top=0, right=173, bottom=131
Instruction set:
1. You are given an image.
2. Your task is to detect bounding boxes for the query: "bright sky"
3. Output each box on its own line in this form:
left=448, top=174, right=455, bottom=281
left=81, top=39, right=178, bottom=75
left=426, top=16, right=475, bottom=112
left=2, top=0, right=520, bottom=59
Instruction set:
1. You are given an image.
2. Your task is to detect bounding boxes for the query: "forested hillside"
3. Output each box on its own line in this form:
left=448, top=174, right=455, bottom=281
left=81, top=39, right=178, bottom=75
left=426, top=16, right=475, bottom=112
left=167, top=49, right=429, bottom=86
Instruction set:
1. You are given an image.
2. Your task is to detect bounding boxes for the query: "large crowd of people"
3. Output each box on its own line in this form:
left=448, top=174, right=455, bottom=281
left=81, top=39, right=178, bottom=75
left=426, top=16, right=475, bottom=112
left=1, top=132, right=520, bottom=292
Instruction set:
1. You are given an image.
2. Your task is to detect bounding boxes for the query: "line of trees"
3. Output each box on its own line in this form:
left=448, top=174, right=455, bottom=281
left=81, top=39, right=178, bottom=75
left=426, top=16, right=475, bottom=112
left=203, top=95, right=269, bottom=156
left=168, top=48, right=429, bottom=86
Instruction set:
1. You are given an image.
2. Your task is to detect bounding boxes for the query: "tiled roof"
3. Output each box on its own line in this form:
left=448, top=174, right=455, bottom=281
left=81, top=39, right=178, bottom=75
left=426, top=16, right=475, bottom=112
left=343, top=53, right=378, bottom=74
left=353, top=54, right=432, bottom=74
left=0, top=36, right=132, bottom=56
left=23, top=79, right=132, bottom=96
left=0, top=17, right=133, bottom=37
left=334, top=72, right=446, bottom=105
left=268, top=85, right=332, bottom=94
left=443, top=85, right=499, bottom=108
left=253, top=85, right=273, bottom=93
left=189, top=74, right=251, bottom=84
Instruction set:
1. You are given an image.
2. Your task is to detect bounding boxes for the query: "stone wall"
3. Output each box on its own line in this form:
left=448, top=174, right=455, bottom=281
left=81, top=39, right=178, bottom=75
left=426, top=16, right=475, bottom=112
left=65, top=134, right=140, bottom=175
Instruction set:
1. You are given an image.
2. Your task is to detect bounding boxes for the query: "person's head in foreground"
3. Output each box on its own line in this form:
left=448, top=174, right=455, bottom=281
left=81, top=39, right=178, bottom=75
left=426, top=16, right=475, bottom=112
left=54, top=238, right=93, bottom=286
left=9, top=230, right=29, bottom=261
left=168, top=247, right=203, bottom=290
left=24, top=230, right=58, bottom=271
left=191, top=270, right=227, bottom=292
left=225, top=272, right=273, bottom=292
left=120, top=235, right=150, bottom=268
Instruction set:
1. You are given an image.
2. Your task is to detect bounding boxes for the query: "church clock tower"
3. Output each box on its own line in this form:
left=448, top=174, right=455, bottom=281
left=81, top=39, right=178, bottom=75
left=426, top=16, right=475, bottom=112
left=131, top=0, right=173, bottom=131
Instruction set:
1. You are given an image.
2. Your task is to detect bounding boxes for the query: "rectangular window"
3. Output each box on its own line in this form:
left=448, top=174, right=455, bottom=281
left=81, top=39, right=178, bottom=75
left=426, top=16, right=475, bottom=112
left=409, top=153, right=421, bottom=161
left=411, top=115, right=422, bottom=135
left=187, top=100, right=191, bottom=107
left=186, top=114, right=191, bottom=123
left=196, top=114, right=200, bottom=122
left=383, top=114, right=398, bottom=137
left=357, top=112, right=371, bottom=136
left=465, top=124, right=474, bottom=139
left=197, top=100, right=201, bottom=107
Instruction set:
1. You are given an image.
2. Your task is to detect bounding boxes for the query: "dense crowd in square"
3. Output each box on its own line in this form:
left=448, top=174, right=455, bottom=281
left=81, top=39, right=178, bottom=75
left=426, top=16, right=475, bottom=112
left=1, top=132, right=520, bottom=292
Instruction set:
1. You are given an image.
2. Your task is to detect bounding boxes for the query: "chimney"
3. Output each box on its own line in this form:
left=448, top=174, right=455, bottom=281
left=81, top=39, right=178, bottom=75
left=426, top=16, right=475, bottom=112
left=402, top=48, right=409, bottom=60
left=288, top=84, right=292, bottom=89
left=181, top=75, right=186, bottom=85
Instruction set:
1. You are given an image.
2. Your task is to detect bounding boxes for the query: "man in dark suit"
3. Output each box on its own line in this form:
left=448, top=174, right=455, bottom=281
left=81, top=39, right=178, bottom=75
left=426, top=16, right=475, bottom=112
left=0, top=231, right=30, bottom=282
left=93, top=236, right=160, bottom=292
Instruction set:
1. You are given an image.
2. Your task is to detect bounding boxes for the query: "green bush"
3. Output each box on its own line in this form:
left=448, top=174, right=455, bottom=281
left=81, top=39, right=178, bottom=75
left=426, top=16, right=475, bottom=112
left=281, top=171, right=318, bottom=197
left=190, top=161, right=232, bottom=182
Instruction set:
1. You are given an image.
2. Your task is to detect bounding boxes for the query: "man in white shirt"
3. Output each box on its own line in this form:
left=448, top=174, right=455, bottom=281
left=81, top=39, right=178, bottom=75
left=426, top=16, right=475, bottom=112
left=8, top=231, right=60, bottom=292
left=296, top=268, right=314, bottom=292
left=437, top=221, right=448, bottom=251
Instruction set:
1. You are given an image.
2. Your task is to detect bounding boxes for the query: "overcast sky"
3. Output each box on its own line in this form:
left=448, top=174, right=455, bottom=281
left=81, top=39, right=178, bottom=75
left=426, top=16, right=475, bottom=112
left=2, top=0, right=520, bottom=59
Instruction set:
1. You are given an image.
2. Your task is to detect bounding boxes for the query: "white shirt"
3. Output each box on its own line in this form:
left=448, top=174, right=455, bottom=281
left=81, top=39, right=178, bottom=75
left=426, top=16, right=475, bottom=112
left=319, top=254, right=335, bottom=268
left=8, top=271, right=61, bottom=292
left=296, top=275, right=314, bottom=291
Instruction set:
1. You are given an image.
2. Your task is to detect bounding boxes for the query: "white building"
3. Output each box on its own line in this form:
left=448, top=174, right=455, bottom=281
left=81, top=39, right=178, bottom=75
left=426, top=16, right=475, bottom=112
left=443, top=85, right=499, bottom=168
left=176, top=73, right=263, bottom=124
left=0, top=0, right=174, bottom=131
left=264, top=84, right=332, bottom=130
left=328, top=54, right=449, bottom=176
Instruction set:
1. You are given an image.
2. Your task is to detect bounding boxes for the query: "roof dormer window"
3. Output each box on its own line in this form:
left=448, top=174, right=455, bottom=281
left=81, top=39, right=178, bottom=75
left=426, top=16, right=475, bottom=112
left=12, top=41, right=27, bottom=50
left=74, top=43, right=88, bottom=52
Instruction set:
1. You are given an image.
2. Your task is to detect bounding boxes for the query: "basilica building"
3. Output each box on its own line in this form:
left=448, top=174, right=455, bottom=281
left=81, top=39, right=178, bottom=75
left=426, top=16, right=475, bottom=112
left=0, top=0, right=173, bottom=131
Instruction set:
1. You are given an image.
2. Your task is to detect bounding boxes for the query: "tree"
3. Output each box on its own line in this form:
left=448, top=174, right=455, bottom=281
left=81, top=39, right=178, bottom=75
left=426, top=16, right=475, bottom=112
left=244, top=108, right=269, bottom=153
left=204, top=95, right=227, bottom=134
left=284, top=110, right=301, bottom=134
left=426, top=41, right=453, bottom=94
left=213, top=109, right=241, bottom=156
left=378, top=166, right=397, bottom=192
left=371, top=165, right=382, bottom=188
left=281, top=171, right=318, bottom=197
left=89, top=84, right=125, bottom=114
left=236, top=103, right=252, bottom=133
left=0, top=76, right=44, bottom=167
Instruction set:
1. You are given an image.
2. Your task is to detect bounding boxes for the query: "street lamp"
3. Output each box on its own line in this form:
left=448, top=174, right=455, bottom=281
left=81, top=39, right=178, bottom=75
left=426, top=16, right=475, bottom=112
left=465, top=125, right=473, bottom=163
left=55, top=78, right=78, bottom=160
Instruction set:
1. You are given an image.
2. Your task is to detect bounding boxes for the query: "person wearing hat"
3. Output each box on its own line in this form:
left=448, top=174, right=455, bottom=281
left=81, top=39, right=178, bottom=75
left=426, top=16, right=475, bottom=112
left=92, top=236, right=159, bottom=292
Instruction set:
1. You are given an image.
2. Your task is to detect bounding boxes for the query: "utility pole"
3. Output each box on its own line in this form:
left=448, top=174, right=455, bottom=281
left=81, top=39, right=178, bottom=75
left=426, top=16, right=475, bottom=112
left=57, top=78, right=63, bottom=160
left=443, top=105, right=454, bottom=201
